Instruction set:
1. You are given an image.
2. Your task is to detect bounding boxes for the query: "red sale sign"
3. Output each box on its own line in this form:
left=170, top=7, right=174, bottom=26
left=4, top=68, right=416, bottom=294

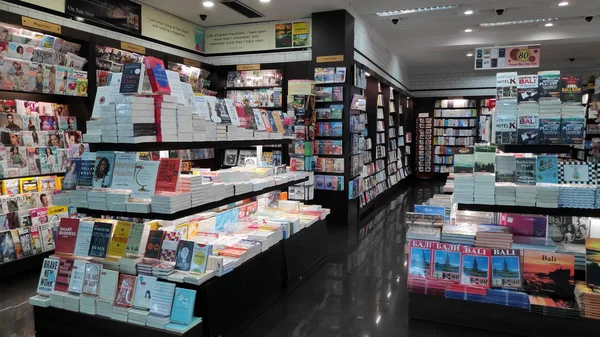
left=506, top=46, right=541, bottom=68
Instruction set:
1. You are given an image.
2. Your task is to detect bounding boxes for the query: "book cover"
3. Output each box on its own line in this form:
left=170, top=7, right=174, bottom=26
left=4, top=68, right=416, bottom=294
left=453, top=153, right=475, bottom=174
left=517, top=114, right=540, bottom=144
left=37, top=257, right=59, bottom=295
left=0, top=231, right=16, bottom=261
left=73, top=220, right=94, bottom=257
left=131, top=160, right=160, bottom=199
left=560, top=114, right=585, bottom=144
left=88, top=221, right=113, bottom=258
left=149, top=281, right=177, bottom=317
left=143, top=56, right=171, bottom=94
left=68, top=259, right=86, bottom=294
left=62, top=158, right=81, bottom=190
left=39, top=223, right=55, bottom=252
left=517, top=75, right=539, bottom=103
left=473, top=145, right=496, bottom=173
left=536, top=155, right=559, bottom=184
left=547, top=216, right=589, bottom=244
left=126, top=222, right=150, bottom=256
left=160, top=231, right=181, bottom=262
left=144, top=230, right=165, bottom=259
left=76, top=152, right=96, bottom=190
left=29, top=225, right=42, bottom=254
left=408, top=240, right=433, bottom=278
left=17, top=227, right=33, bottom=257
left=494, top=114, right=517, bottom=145
left=190, top=242, right=212, bottom=274
left=92, top=151, right=116, bottom=189
left=111, top=152, right=136, bottom=190
left=119, top=63, right=145, bottom=95
left=81, top=262, right=102, bottom=296
left=114, top=274, right=137, bottom=308
left=9, top=229, right=22, bottom=259
left=170, top=288, right=196, bottom=325
left=175, top=240, right=194, bottom=271
left=460, top=246, right=491, bottom=288
left=491, top=249, right=521, bottom=288
left=495, top=155, right=517, bottom=182
left=538, top=70, right=561, bottom=101
left=133, top=275, right=158, bottom=310
left=54, top=257, right=74, bottom=293
left=500, top=213, right=547, bottom=237
left=539, top=114, right=561, bottom=144
left=560, top=75, right=582, bottom=104
left=523, top=250, right=574, bottom=298
left=155, top=158, right=181, bottom=193
left=54, top=218, right=79, bottom=254
left=516, top=157, right=537, bottom=185
left=107, top=220, right=132, bottom=258
left=586, top=238, right=600, bottom=288
left=432, top=243, right=461, bottom=283
left=98, top=269, right=119, bottom=301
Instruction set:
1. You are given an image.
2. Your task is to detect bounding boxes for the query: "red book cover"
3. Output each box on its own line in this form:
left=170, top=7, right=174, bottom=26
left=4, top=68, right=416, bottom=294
left=113, top=274, right=137, bottom=308
left=432, top=242, right=462, bottom=283
left=54, top=257, right=75, bottom=292
left=460, top=246, right=491, bottom=288
left=55, top=218, right=80, bottom=255
left=155, top=158, right=181, bottom=193
left=143, top=56, right=171, bottom=95
left=234, top=102, right=248, bottom=128
left=408, top=240, right=434, bottom=279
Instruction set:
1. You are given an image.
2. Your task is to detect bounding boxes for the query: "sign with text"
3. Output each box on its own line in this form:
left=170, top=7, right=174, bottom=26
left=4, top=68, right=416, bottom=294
left=120, top=42, right=145, bottom=54
left=288, top=80, right=315, bottom=96
left=141, top=5, right=204, bottom=53
left=65, top=0, right=141, bottom=34
left=236, top=64, right=260, bottom=71
left=205, top=20, right=311, bottom=54
left=316, top=55, right=344, bottom=63
left=475, top=45, right=541, bottom=70
left=21, top=16, right=61, bottom=34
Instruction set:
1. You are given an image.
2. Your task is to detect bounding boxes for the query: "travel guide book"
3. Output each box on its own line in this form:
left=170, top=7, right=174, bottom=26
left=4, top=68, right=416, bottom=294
left=495, top=155, right=517, bottom=183
left=473, top=145, right=496, bottom=173
left=538, top=70, right=561, bottom=101
left=516, top=157, right=537, bottom=185
left=560, top=75, right=582, bottom=104
left=586, top=238, right=600, bottom=288
left=547, top=216, right=588, bottom=244
left=460, top=246, right=491, bottom=288
left=517, top=113, right=540, bottom=144
left=536, top=155, right=559, bottom=184
left=560, top=114, right=585, bottom=144
left=522, top=250, right=574, bottom=298
left=432, top=243, right=461, bottom=283
left=408, top=240, right=433, bottom=278
left=494, top=114, right=517, bottom=145
left=491, top=249, right=521, bottom=288
left=539, top=114, right=561, bottom=144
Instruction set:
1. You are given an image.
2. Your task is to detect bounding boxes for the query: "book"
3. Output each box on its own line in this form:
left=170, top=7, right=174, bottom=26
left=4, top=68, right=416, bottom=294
left=62, top=158, right=81, bottom=190
left=460, top=246, right=491, bottom=288
left=522, top=250, right=574, bottom=298
left=160, top=231, right=181, bottom=262
left=120, top=63, right=146, bottom=95
left=98, top=269, right=119, bottom=301
left=29, top=225, right=42, bottom=254
left=39, top=223, right=55, bottom=252
left=143, top=57, right=171, bottom=94
left=560, top=75, right=582, bottom=104
left=473, top=145, right=496, bottom=173
left=111, top=152, right=137, bottom=190
left=2, top=179, right=20, bottom=196
left=560, top=114, right=585, bottom=144
left=539, top=114, right=561, bottom=144
left=82, top=262, right=102, bottom=296
left=149, top=281, right=176, bottom=317
left=88, top=221, right=113, bottom=258
left=130, top=160, right=160, bottom=199
left=73, top=220, right=94, bottom=257
left=68, top=259, right=86, bottom=294
left=17, top=227, right=33, bottom=257
left=114, top=274, right=137, bottom=308
left=9, top=229, right=22, bottom=259
left=495, top=155, right=517, bottom=183
left=586, top=238, right=600, bottom=288
left=518, top=113, right=540, bottom=144
left=517, top=75, right=539, bottom=103
left=76, top=152, right=96, bottom=190
left=538, top=71, right=561, bottom=101
left=491, top=249, right=521, bottom=288
left=144, top=230, right=165, bottom=259
left=54, top=257, right=74, bottom=293
left=408, top=240, right=433, bottom=278
left=155, top=158, right=181, bottom=193
left=516, top=158, right=537, bottom=185
left=107, top=220, right=132, bottom=258
left=547, top=216, right=589, bottom=244
left=133, top=275, right=158, bottom=310
left=92, top=151, right=116, bottom=189
left=37, top=257, right=59, bottom=295
left=54, top=218, right=80, bottom=254
left=432, top=243, right=461, bottom=283
left=536, top=155, right=558, bottom=184
left=125, top=222, right=150, bottom=256
left=175, top=240, right=194, bottom=271
left=190, top=242, right=212, bottom=274
left=170, top=288, right=196, bottom=325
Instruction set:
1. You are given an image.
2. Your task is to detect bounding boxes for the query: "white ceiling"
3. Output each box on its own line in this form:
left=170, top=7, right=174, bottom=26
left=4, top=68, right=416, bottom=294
left=139, top=0, right=600, bottom=74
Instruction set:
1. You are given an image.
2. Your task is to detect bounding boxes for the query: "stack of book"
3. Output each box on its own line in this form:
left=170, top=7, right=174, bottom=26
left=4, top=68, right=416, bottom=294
left=68, top=190, right=89, bottom=208
left=575, top=281, right=600, bottom=319
left=137, top=259, right=159, bottom=276
left=151, top=193, right=192, bottom=214
left=192, top=116, right=217, bottom=141
left=179, top=176, right=214, bottom=207
left=213, top=183, right=235, bottom=200
left=63, top=293, right=79, bottom=312
left=106, top=191, right=129, bottom=212
left=408, top=278, right=452, bottom=296
left=153, top=262, right=175, bottom=277
left=528, top=295, right=580, bottom=318
left=79, top=295, right=96, bottom=315
left=441, top=224, right=476, bottom=245
left=146, top=314, right=171, bottom=329
left=254, top=130, right=270, bottom=140
left=128, top=308, right=149, bottom=326
left=511, top=236, right=556, bottom=252
left=217, top=124, right=228, bottom=141
left=87, top=190, right=107, bottom=211
left=84, top=119, right=105, bottom=143
left=596, top=187, right=600, bottom=208
left=234, top=181, right=254, bottom=195
left=556, top=243, right=585, bottom=271
left=118, top=257, right=141, bottom=275
left=445, top=288, right=530, bottom=310
left=474, top=224, right=513, bottom=249
left=495, top=183, right=516, bottom=205
left=473, top=173, right=495, bottom=204
left=406, top=226, right=441, bottom=241
left=96, top=298, right=112, bottom=317
left=53, top=192, right=73, bottom=207
left=126, top=199, right=151, bottom=213
left=115, top=96, right=157, bottom=143
left=227, top=125, right=254, bottom=140
left=154, top=95, right=178, bottom=142
left=515, top=185, right=537, bottom=207
left=536, top=183, right=559, bottom=208
left=176, top=105, right=194, bottom=142
left=559, top=185, right=596, bottom=208
left=111, top=305, right=129, bottom=322
left=453, top=174, right=474, bottom=203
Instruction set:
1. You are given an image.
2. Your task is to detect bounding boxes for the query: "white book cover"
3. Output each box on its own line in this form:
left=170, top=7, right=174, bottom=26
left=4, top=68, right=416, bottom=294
left=180, top=83, right=195, bottom=107
left=130, top=160, right=160, bottom=199
left=98, top=269, right=119, bottom=301
left=111, top=152, right=137, bottom=190
left=39, top=223, right=56, bottom=252
left=37, top=257, right=60, bottom=295
left=73, top=220, right=95, bottom=257
left=125, top=222, right=150, bottom=256
left=193, top=95, right=210, bottom=120
left=149, top=281, right=176, bottom=317
left=166, top=70, right=185, bottom=105
left=133, top=275, right=158, bottom=310
left=68, top=259, right=86, bottom=294
left=205, top=96, right=221, bottom=123
left=253, top=109, right=266, bottom=131
left=92, top=86, right=115, bottom=119
left=224, top=99, right=241, bottom=126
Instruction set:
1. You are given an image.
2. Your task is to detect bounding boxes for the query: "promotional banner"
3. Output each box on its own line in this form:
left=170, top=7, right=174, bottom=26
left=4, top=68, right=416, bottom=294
left=205, top=20, right=311, bottom=54
left=141, top=5, right=204, bottom=52
left=65, top=0, right=141, bottom=34
left=475, top=45, right=541, bottom=70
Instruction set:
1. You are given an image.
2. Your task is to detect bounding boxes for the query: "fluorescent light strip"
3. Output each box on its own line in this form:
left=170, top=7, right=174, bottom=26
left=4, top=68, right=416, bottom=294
left=479, top=18, right=558, bottom=27
left=377, top=5, right=458, bottom=17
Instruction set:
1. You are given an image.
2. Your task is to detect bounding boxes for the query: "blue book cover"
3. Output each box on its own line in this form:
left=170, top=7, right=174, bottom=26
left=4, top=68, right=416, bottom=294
left=170, top=288, right=196, bottom=325
left=414, top=205, right=446, bottom=219
left=76, top=152, right=96, bottom=190
left=538, top=115, right=561, bottom=144
left=560, top=115, right=585, bottom=144
left=536, top=155, right=558, bottom=184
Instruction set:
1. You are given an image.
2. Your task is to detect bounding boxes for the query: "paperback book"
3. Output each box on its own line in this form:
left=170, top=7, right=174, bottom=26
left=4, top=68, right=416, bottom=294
left=522, top=250, right=574, bottom=298
left=111, top=152, right=137, bottom=190
left=37, top=257, right=59, bottom=295
left=586, top=238, right=600, bottom=288
left=474, top=145, right=496, bottom=173
left=491, top=249, right=521, bottom=288
left=114, top=274, right=137, bottom=308
left=560, top=76, right=582, bottom=104
left=88, top=221, right=113, bottom=258
left=73, top=220, right=94, bottom=257
left=92, top=151, right=116, bottom=189
left=538, top=70, right=561, bottom=101
left=170, top=288, right=196, bottom=325
left=495, top=155, right=517, bottom=183
left=560, top=114, right=585, bottom=144
left=432, top=243, right=461, bottom=282
left=539, top=114, right=561, bottom=144
left=133, top=275, right=157, bottom=310
left=516, top=158, right=537, bottom=185
left=144, top=230, right=165, bottom=259
left=460, top=246, right=491, bottom=288
left=408, top=240, right=433, bottom=278
left=82, top=262, right=102, bottom=296
left=131, top=160, right=160, bottom=199
left=547, top=216, right=589, bottom=244
left=517, top=113, right=540, bottom=144
left=55, top=218, right=80, bottom=254
left=54, top=257, right=74, bottom=293
left=149, top=281, right=176, bottom=317
left=536, top=155, right=559, bottom=184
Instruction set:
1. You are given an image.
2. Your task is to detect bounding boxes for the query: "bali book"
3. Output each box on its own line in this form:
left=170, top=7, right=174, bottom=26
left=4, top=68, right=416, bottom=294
left=170, top=288, right=196, bottom=325
left=517, top=113, right=540, bottom=145
left=126, top=222, right=150, bottom=256
left=160, top=231, right=181, bottom=262
left=88, top=221, right=113, bottom=258
left=536, top=155, right=559, bottom=184
left=144, top=230, right=165, bottom=259
left=155, top=158, right=181, bottom=193
left=460, top=246, right=491, bottom=288
left=408, top=240, right=433, bottom=278
left=37, top=257, right=59, bottom=295
left=586, top=238, right=600, bottom=288
left=107, top=220, right=132, bottom=258
left=119, top=63, right=145, bottom=95
left=149, top=281, right=176, bottom=317
left=76, top=152, right=96, bottom=190
left=491, top=249, right=521, bottom=288
left=114, top=274, right=137, bottom=308
left=133, top=275, right=157, bottom=310
left=111, top=152, right=137, bottom=190
left=54, top=218, right=80, bottom=254
left=560, top=114, right=585, bottom=144
left=560, top=75, right=582, bottom=104
left=130, top=160, right=160, bottom=199
left=81, top=262, right=102, bottom=296
left=98, top=269, right=119, bottom=301
left=190, top=242, right=212, bottom=274
left=143, top=57, right=171, bottom=94
left=432, top=243, right=461, bottom=283
left=175, top=240, right=194, bottom=271
left=54, top=257, right=75, bottom=293
left=92, top=151, right=116, bottom=189
left=547, top=216, right=588, bottom=244
left=73, top=220, right=94, bottom=257
left=523, top=250, right=574, bottom=298
left=68, top=259, right=87, bottom=294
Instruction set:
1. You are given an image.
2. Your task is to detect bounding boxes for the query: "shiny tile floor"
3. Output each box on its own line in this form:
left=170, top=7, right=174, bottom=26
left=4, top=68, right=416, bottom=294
left=0, top=180, right=515, bottom=337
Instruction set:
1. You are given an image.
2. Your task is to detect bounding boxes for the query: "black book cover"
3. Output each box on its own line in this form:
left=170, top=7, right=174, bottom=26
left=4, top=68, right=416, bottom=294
left=132, top=123, right=158, bottom=136
left=175, top=239, right=194, bottom=271
left=18, top=228, right=34, bottom=257
left=119, top=63, right=144, bottom=94
left=144, top=229, right=164, bottom=259
left=214, top=99, right=231, bottom=124
left=88, top=222, right=113, bottom=258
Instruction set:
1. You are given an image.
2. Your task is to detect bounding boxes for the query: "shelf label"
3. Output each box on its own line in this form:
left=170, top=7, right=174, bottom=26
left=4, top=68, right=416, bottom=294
left=183, top=58, right=202, bottom=68
left=236, top=64, right=260, bottom=71
left=120, top=42, right=146, bottom=54
left=21, top=16, right=61, bottom=34
left=316, top=55, right=344, bottom=63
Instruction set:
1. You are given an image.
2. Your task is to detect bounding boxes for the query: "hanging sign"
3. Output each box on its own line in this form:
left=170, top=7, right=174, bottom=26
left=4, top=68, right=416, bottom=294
left=21, top=16, right=61, bottom=34
left=120, top=42, right=145, bottom=54
left=475, top=45, right=541, bottom=70
left=236, top=64, right=261, bottom=71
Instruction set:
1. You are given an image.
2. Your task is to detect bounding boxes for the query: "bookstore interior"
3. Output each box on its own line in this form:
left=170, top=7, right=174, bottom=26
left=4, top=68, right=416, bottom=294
left=2, top=0, right=600, bottom=337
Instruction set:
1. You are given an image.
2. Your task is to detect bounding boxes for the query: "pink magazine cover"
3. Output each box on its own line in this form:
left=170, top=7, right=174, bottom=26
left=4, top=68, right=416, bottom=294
left=499, top=213, right=547, bottom=237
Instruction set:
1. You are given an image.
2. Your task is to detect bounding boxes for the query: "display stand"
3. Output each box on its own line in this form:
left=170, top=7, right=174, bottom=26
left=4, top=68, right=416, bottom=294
left=0, top=250, right=54, bottom=280
left=34, top=306, right=203, bottom=337
left=457, top=203, right=600, bottom=217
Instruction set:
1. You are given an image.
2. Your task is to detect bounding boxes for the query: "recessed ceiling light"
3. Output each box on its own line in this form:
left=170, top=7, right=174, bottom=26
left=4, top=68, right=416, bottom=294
left=467, top=53, right=473, bottom=57
left=376, top=5, right=459, bottom=17
left=464, top=10, right=474, bottom=15
left=545, top=22, right=554, bottom=26
left=260, top=0, right=271, bottom=2
left=365, top=72, right=371, bottom=77
left=203, top=1, right=214, bottom=7
left=558, top=1, right=569, bottom=6
left=464, top=28, right=473, bottom=32
left=480, top=18, right=558, bottom=27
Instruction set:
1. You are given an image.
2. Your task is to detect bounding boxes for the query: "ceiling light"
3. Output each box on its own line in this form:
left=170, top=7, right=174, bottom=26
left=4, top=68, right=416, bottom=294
left=545, top=22, right=554, bottom=26
left=479, top=18, right=558, bottom=27
left=467, top=53, right=473, bottom=57
left=464, top=28, right=472, bottom=32
left=464, top=10, right=473, bottom=15
left=376, top=5, right=459, bottom=17
left=558, top=1, right=569, bottom=6
left=75, top=17, right=85, bottom=22
left=365, top=72, right=371, bottom=77
left=260, top=0, right=271, bottom=2
left=203, top=1, right=214, bottom=7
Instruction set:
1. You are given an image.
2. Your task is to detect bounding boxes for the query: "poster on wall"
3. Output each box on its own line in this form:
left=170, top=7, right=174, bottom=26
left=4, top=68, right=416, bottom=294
left=474, top=45, right=541, bottom=70
left=21, top=0, right=66, bottom=13
left=205, top=20, right=311, bottom=54
left=65, top=0, right=141, bottom=34
left=141, top=5, right=204, bottom=52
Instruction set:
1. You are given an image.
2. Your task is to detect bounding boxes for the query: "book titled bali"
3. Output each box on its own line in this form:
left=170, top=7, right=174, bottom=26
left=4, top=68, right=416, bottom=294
left=120, top=63, right=145, bottom=95
left=491, top=249, right=521, bottom=288
left=88, top=221, right=113, bottom=258
left=155, top=158, right=181, bottom=193
left=523, top=250, right=574, bottom=298
left=432, top=243, right=461, bottom=283
left=143, top=56, right=171, bottom=95
left=408, top=240, right=433, bottom=278
left=460, top=246, right=491, bottom=288
left=517, top=113, right=540, bottom=145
